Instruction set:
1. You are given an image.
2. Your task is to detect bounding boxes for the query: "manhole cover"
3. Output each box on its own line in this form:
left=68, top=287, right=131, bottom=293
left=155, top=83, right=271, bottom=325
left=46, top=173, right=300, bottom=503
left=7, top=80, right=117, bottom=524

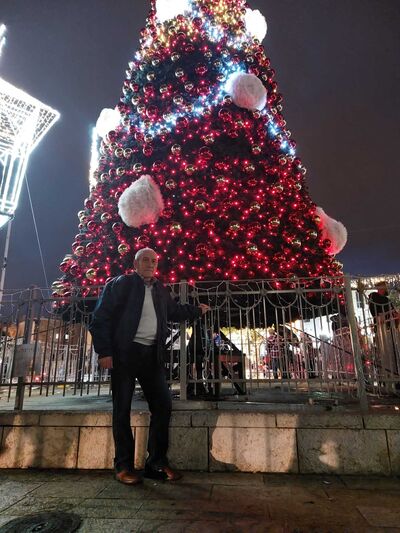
left=0, top=512, right=81, bottom=533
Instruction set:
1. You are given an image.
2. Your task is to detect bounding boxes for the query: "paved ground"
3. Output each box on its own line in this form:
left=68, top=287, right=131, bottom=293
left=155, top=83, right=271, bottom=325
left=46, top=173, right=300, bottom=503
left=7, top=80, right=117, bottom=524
left=0, top=470, right=399, bottom=532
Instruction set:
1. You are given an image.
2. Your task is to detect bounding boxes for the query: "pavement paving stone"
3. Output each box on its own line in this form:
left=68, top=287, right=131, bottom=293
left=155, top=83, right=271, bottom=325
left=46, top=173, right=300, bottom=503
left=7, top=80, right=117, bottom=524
left=180, top=472, right=264, bottom=486
left=76, top=518, right=144, bottom=532
left=0, top=516, right=19, bottom=528
left=0, top=469, right=84, bottom=482
left=0, top=495, right=82, bottom=516
left=357, top=506, right=400, bottom=528
left=263, top=474, right=345, bottom=489
left=0, top=481, right=43, bottom=513
left=140, top=498, right=268, bottom=517
left=0, top=470, right=399, bottom=532
left=136, top=518, right=276, bottom=532
left=29, top=479, right=110, bottom=498
left=340, top=475, right=400, bottom=491
left=98, top=479, right=212, bottom=501
left=74, top=498, right=143, bottom=519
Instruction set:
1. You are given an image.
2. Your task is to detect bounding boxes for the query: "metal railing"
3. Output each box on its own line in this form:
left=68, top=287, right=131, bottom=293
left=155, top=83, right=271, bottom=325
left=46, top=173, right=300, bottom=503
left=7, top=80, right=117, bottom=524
left=0, top=275, right=399, bottom=410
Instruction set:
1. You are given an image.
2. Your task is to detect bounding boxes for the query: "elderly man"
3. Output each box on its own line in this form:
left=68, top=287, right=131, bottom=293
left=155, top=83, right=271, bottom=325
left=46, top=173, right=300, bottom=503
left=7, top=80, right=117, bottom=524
left=90, top=248, right=209, bottom=484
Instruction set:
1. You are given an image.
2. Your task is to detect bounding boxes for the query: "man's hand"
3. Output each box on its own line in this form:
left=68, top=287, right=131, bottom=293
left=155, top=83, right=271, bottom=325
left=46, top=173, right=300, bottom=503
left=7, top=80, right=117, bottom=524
left=198, top=304, right=210, bottom=315
left=98, top=356, right=113, bottom=369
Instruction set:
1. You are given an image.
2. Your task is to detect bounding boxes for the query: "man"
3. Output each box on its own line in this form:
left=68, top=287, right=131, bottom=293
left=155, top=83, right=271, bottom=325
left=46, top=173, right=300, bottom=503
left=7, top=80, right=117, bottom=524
left=89, top=248, right=209, bottom=485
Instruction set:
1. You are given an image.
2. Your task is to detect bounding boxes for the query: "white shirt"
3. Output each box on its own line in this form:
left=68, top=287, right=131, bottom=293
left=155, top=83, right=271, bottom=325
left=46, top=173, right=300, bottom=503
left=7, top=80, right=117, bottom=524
left=133, top=285, right=158, bottom=345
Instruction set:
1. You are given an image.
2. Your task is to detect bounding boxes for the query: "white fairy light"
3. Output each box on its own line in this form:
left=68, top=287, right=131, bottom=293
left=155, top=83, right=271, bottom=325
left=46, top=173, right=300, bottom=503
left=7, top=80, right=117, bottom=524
left=0, top=24, right=6, bottom=60
left=89, top=127, right=98, bottom=190
left=0, top=77, right=59, bottom=228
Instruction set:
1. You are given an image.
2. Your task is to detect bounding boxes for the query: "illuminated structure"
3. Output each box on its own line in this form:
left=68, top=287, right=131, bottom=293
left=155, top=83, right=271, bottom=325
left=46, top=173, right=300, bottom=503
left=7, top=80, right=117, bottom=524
left=55, top=0, right=346, bottom=297
left=0, top=24, right=59, bottom=298
left=0, top=77, right=60, bottom=228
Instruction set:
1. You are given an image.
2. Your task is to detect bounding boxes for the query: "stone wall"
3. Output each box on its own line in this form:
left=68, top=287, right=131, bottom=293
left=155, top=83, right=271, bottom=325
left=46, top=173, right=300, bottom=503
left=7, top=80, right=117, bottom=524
left=0, top=411, right=398, bottom=474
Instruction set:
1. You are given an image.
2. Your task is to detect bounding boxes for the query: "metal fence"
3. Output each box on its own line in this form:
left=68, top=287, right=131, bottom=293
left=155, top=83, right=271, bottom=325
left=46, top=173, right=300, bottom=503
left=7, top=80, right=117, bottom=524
left=1, top=275, right=399, bottom=410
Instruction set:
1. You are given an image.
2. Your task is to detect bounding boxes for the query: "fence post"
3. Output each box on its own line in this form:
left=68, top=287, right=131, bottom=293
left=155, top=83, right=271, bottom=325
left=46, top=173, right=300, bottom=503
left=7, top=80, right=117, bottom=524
left=179, top=280, right=188, bottom=401
left=344, top=275, right=368, bottom=412
left=14, top=286, right=36, bottom=410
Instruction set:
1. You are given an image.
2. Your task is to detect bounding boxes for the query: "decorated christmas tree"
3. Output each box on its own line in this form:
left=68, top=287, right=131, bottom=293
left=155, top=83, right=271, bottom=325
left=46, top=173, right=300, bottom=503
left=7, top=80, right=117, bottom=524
left=53, top=0, right=347, bottom=298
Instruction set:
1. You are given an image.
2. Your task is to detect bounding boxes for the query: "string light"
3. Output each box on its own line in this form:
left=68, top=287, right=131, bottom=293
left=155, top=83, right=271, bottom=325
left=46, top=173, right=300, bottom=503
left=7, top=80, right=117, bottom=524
left=54, top=0, right=342, bottom=296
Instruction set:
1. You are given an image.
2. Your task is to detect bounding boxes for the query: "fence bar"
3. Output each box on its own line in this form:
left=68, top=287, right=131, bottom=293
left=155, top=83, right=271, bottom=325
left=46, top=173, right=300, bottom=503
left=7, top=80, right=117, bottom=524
left=179, top=281, right=188, bottom=401
left=344, top=276, right=368, bottom=411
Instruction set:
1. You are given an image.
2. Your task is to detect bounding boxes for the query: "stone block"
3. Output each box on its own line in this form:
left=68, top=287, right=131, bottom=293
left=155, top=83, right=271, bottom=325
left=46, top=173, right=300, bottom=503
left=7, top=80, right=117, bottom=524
left=0, top=412, right=40, bottom=426
left=134, top=426, right=148, bottom=470
left=192, top=411, right=276, bottom=428
left=131, top=411, right=150, bottom=427
left=39, top=412, right=111, bottom=427
left=0, top=426, right=79, bottom=468
left=276, top=413, right=363, bottom=429
left=168, top=427, right=208, bottom=470
left=298, top=429, right=390, bottom=475
left=363, top=414, right=400, bottom=430
left=209, top=427, right=297, bottom=473
left=170, top=412, right=191, bottom=427
left=78, top=427, right=114, bottom=469
left=387, top=430, right=400, bottom=474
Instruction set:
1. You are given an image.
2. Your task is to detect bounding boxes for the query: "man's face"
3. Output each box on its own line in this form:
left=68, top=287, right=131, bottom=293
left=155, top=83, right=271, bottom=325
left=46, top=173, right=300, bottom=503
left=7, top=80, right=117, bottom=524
left=134, top=250, right=158, bottom=280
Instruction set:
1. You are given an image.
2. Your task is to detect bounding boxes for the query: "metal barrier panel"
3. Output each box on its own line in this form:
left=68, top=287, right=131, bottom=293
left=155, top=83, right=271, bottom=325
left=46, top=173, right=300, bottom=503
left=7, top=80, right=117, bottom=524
left=349, top=276, right=400, bottom=398
left=0, top=276, right=399, bottom=409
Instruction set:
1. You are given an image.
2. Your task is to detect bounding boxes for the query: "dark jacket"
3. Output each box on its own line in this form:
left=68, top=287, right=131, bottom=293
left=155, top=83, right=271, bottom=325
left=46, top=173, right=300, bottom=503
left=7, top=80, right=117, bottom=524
left=89, top=272, right=202, bottom=363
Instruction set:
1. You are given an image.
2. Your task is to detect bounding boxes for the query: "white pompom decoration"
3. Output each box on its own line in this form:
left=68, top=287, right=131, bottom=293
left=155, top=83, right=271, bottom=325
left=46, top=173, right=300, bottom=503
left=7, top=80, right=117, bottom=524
left=118, top=175, right=164, bottom=228
left=225, top=72, right=267, bottom=111
left=95, top=108, right=121, bottom=139
left=156, top=0, right=191, bottom=23
left=315, top=207, right=348, bottom=255
left=245, top=8, right=268, bottom=42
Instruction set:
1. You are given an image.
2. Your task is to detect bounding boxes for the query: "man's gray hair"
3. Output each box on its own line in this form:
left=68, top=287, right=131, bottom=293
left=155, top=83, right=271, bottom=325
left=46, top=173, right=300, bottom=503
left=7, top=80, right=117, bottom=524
left=134, top=248, right=157, bottom=261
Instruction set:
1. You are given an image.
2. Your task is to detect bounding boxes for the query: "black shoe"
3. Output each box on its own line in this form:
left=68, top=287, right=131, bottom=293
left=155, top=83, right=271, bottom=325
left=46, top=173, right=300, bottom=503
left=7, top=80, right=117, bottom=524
left=144, top=465, right=182, bottom=481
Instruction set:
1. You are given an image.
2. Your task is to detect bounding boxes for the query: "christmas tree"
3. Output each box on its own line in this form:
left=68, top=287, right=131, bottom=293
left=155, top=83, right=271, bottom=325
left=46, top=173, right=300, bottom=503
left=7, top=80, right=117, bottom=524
left=53, top=0, right=347, bottom=298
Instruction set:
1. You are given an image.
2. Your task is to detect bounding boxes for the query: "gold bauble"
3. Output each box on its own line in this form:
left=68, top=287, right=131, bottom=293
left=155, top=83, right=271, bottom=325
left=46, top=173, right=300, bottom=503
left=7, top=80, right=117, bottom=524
left=171, top=52, right=181, bottom=62
left=116, top=167, right=125, bottom=176
left=114, top=147, right=123, bottom=157
left=269, top=217, right=281, bottom=227
left=247, top=244, right=258, bottom=254
left=85, top=268, right=97, bottom=280
left=100, top=212, right=112, bottom=224
left=170, top=222, right=182, bottom=233
left=229, top=221, right=241, bottom=232
left=185, top=165, right=195, bottom=175
left=146, top=71, right=155, bottom=81
left=252, top=145, right=261, bottom=155
left=250, top=202, right=261, bottom=212
left=159, top=84, right=168, bottom=94
left=133, top=163, right=143, bottom=173
left=194, top=200, right=206, bottom=211
left=74, top=245, right=85, bottom=257
left=175, top=68, right=184, bottom=78
left=123, top=148, right=132, bottom=158
left=171, top=144, right=182, bottom=155
left=165, top=179, right=177, bottom=190
left=118, top=243, right=129, bottom=255
left=173, top=95, right=184, bottom=105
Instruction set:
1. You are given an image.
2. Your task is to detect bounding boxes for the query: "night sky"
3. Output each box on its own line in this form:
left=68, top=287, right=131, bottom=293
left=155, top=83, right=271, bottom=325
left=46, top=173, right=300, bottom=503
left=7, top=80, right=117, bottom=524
left=0, top=0, right=399, bottom=291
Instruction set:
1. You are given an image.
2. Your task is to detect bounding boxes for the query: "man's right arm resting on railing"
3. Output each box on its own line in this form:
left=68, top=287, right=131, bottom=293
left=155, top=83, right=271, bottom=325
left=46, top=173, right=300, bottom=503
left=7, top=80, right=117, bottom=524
left=89, top=278, right=121, bottom=370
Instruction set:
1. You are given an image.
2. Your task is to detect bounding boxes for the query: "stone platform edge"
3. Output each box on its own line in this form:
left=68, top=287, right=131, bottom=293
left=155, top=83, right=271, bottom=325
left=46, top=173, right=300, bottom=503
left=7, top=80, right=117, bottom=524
left=0, top=411, right=398, bottom=475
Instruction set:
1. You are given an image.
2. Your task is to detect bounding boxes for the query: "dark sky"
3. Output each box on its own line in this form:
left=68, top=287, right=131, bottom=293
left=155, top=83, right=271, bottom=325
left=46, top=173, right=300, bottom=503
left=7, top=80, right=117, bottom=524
left=0, top=0, right=399, bottom=290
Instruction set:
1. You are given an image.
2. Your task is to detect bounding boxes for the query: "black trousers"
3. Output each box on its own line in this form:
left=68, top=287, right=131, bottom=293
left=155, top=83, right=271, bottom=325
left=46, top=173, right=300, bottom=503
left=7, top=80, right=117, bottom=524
left=111, top=343, right=172, bottom=472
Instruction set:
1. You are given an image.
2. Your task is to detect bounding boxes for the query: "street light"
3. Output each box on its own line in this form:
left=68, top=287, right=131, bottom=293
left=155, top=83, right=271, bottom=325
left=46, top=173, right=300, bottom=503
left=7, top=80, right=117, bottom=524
left=0, top=24, right=60, bottom=299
